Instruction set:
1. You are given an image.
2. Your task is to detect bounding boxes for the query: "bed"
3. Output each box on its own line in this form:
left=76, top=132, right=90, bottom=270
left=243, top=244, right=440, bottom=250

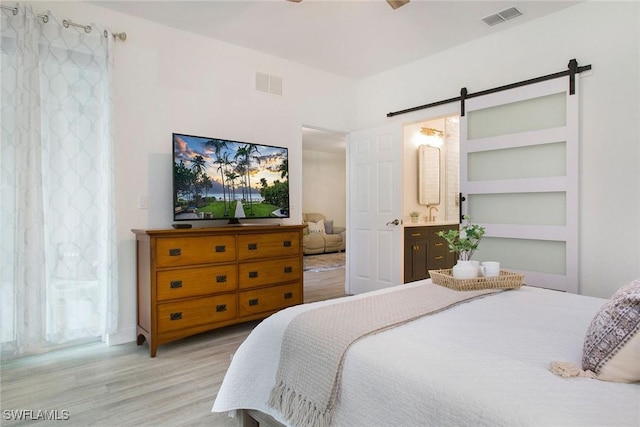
left=212, top=279, right=640, bottom=426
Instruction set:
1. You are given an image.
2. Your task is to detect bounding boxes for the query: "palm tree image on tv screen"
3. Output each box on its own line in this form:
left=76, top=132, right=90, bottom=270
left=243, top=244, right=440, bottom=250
left=173, top=133, right=289, bottom=222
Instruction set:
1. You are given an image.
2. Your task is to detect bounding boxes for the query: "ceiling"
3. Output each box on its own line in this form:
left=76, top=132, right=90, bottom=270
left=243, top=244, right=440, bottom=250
left=89, top=0, right=580, bottom=80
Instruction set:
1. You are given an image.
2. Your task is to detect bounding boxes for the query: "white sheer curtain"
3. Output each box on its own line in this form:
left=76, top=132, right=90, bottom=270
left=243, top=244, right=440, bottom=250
left=1, top=5, right=118, bottom=356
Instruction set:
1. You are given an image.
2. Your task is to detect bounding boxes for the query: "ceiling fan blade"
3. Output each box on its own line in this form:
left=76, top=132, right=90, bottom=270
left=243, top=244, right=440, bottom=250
left=286, top=0, right=303, bottom=2
left=387, top=0, right=410, bottom=10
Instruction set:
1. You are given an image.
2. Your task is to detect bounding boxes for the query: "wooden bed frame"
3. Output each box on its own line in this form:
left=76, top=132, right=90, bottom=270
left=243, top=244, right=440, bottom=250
left=238, top=409, right=285, bottom=427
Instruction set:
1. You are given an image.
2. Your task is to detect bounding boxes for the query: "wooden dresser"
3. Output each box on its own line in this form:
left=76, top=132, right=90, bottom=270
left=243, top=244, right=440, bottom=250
left=132, top=225, right=305, bottom=357
left=404, top=224, right=458, bottom=283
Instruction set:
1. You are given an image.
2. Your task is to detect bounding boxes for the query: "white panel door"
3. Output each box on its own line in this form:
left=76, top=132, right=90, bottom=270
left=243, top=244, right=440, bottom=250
left=347, top=123, right=403, bottom=294
left=460, top=77, right=579, bottom=292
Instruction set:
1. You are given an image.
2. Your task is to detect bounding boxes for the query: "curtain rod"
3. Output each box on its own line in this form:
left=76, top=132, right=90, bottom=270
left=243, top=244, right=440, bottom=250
left=387, top=59, right=591, bottom=118
left=1, top=4, right=126, bottom=41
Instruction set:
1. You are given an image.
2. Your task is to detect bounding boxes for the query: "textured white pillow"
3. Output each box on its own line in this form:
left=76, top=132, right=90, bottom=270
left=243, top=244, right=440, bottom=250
left=307, top=220, right=325, bottom=235
left=582, top=279, right=640, bottom=383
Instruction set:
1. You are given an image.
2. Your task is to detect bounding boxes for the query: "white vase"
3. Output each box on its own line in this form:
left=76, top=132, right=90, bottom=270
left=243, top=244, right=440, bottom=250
left=452, top=260, right=479, bottom=279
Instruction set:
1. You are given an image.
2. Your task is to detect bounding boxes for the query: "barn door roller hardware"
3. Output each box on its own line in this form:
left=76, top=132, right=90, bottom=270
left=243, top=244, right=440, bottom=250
left=387, top=59, right=591, bottom=118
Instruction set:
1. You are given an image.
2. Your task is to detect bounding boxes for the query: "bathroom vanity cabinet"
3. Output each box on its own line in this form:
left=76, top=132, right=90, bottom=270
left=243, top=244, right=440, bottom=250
left=404, top=224, right=457, bottom=283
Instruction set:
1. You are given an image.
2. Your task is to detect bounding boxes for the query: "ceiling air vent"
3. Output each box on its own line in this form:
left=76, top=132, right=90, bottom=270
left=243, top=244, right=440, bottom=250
left=482, top=7, right=523, bottom=26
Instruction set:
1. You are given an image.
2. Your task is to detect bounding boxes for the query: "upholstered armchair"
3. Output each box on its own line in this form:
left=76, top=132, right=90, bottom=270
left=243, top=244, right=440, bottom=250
left=302, top=212, right=346, bottom=255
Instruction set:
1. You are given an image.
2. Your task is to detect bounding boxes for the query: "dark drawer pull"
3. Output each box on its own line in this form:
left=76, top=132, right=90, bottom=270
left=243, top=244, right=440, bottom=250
left=434, top=242, right=444, bottom=247
left=411, top=233, right=421, bottom=237
left=216, top=275, right=227, bottom=283
left=169, top=248, right=181, bottom=256
left=284, top=266, right=293, bottom=273
left=284, top=292, right=293, bottom=299
left=249, top=271, right=259, bottom=278
left=283, top=240, right=292, bottom=247
left=249, top=298, right=259, bottom=306
left=215, top=245, right=226, bottom=253
left=248, top=243, right=258, bottom=250
left=216, top=304, right=227, bottom=312
left=170, top=312, right=182, bottom=321
left=170, top=280, right=183, bottom=289
left=434, top=255, right=444, bottom=260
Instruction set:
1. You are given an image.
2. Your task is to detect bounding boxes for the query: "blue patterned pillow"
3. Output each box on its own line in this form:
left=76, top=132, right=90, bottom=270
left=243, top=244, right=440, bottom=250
left=582, top=279, right=640, bottom=382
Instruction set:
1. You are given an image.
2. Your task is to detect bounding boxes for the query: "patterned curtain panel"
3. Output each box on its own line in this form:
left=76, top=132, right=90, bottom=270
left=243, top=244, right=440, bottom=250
left=1, top=5, right=118, bottom=355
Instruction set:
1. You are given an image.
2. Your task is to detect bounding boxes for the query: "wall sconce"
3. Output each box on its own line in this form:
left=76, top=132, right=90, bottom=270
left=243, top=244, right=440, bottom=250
left=420, top=127, right=444, bottom=147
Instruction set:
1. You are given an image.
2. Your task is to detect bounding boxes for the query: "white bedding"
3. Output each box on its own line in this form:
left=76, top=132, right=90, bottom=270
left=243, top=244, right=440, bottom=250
left=212, top=280, right=640, bottom=426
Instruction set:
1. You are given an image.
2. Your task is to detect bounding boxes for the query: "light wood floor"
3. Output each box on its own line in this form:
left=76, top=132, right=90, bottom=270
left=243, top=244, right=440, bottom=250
left=0, top=268, right=346, bottom=427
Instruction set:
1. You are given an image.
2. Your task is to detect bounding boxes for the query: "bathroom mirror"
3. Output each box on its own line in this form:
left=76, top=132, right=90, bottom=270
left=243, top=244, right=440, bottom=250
left=418, top=145, right=440, bottom=205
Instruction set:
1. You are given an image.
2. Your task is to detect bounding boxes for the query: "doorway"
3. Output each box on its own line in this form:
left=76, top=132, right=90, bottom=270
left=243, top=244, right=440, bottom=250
left=301, top=126, right=348, bottom=301
left=404, top=115, right=460, bottom=225
left=302, top=127, right=347, bottom=225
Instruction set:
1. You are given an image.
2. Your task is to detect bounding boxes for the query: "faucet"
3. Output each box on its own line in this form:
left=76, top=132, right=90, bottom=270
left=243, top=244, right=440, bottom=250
left=427, top=206, right=438, bottom=222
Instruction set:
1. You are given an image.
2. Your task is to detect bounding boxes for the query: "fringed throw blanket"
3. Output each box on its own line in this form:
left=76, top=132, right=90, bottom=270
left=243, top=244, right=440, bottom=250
left=268, top=282, right=502, bottom=427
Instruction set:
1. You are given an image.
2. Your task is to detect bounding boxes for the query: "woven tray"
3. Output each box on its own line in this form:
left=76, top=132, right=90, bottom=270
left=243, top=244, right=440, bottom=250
left=428, top=269, right=523, bottom=291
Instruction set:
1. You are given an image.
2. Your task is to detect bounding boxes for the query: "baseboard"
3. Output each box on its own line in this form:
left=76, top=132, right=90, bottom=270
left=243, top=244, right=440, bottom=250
left=106, top=325, right=136, bottom=346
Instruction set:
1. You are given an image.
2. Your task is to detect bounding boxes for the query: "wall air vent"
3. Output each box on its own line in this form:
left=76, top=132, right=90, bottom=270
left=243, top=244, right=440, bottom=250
left=482, top=7, right=523, bottom=26
left=255, top=72, right=283, bottom=95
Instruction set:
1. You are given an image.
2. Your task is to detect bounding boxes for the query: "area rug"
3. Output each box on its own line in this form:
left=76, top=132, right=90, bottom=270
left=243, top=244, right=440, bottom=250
left=303, top=252, right=346, bottom=272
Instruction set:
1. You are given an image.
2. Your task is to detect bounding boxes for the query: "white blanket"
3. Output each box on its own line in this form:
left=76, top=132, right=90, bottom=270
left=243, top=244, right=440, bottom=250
left=213, top=281, right=640, bottom=426
left=269, top=283, right=500, bottom=426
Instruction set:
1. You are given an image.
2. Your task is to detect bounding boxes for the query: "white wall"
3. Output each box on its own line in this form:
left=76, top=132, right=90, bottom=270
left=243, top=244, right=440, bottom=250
left=302, top=149, right=347, bottom=227
left=355, top=1, right=640, bottom=298
left=27, top=1, right=356, bottom=343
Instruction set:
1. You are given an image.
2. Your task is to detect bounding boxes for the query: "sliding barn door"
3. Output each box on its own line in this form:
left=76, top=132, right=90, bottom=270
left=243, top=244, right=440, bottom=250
left=460, top=77, right=579, bottom=292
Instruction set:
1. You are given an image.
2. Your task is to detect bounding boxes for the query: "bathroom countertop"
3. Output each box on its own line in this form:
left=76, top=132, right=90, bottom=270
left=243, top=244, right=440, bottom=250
left=403, top=221, right=459, bottom=227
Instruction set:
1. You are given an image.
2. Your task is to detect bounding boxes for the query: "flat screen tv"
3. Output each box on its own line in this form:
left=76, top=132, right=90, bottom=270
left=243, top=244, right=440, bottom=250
left=173, top=133, right=289, bottom=224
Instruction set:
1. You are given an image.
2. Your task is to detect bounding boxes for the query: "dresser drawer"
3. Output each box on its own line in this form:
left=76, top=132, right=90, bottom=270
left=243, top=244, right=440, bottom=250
left=155, top=235, right=236, bottom=268
left=238, top=256, right=301, bottom=289
left=156, top=264, right=237, bottom=301
left=157, top=294, right=236, bottom=332
left=429, top=226, right=457, bottom=239
left=238, top=232, right=300, bottom=261
left=427, top=253, right=450, bottom=270
left=405, top=228, right=426, bottom=239
left=238, top=283, right=302, bottom=317
left=429, top=238, right=447, bottom=251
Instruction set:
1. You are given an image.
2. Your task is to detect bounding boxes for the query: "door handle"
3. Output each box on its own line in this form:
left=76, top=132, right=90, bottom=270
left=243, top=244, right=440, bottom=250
left=386, top=219, right=400, bottom=226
